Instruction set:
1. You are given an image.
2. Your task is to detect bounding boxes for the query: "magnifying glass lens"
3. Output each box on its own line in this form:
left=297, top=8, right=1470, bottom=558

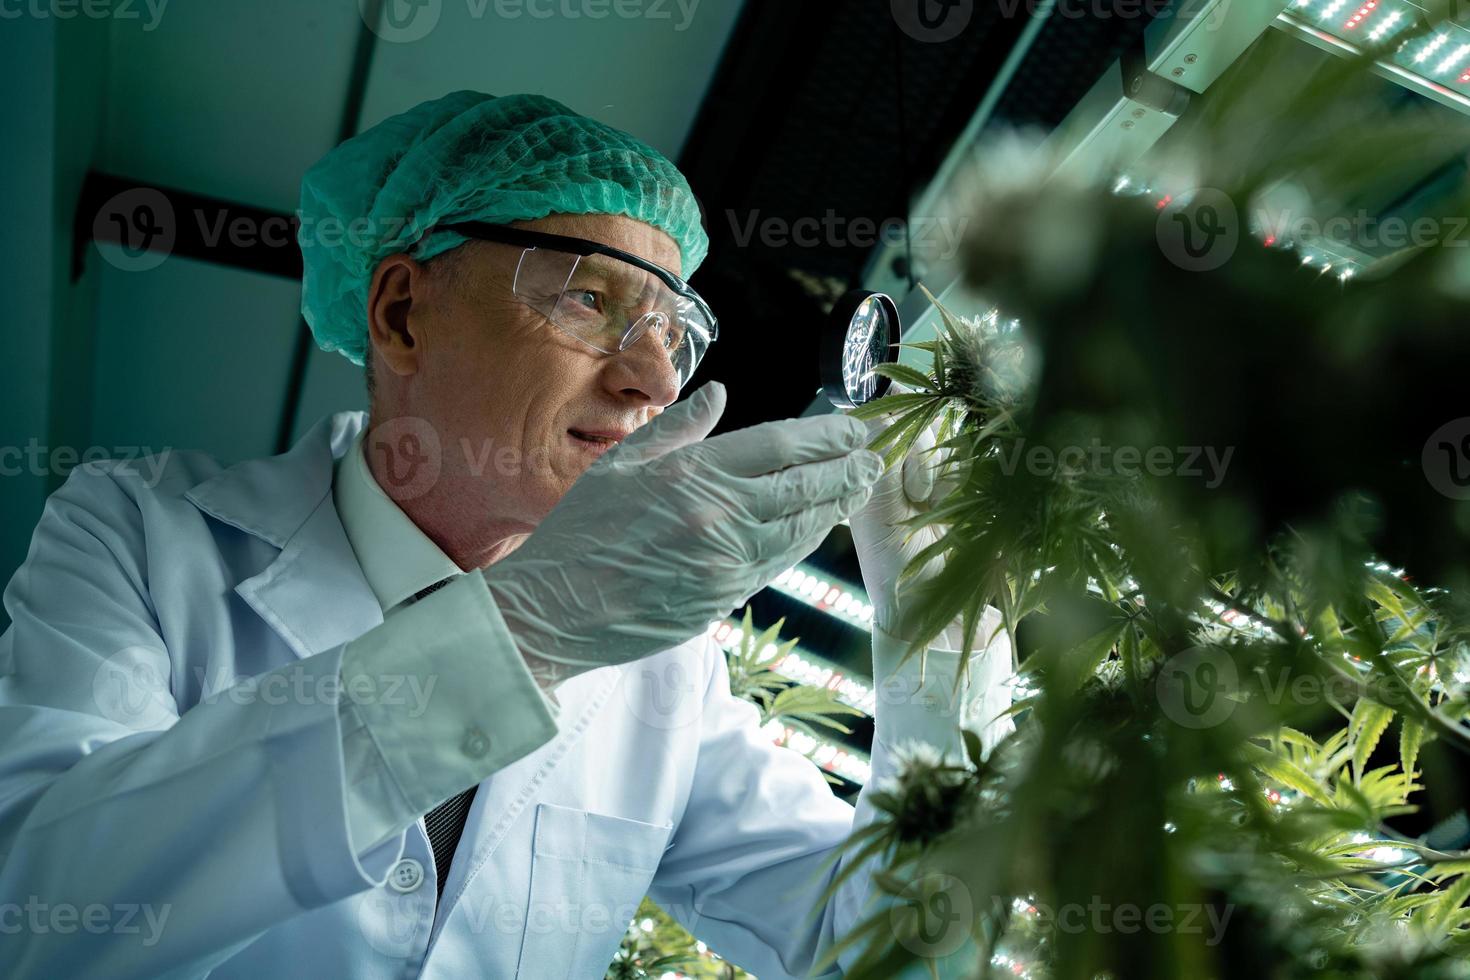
left=845, top=298, right=888, bottom=404
left=822, top=289, right=899, bottom=409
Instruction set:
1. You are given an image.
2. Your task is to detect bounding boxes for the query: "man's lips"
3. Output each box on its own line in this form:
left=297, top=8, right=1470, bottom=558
left=567, top=429, right=627, bottom=455
left=568, top=428, right=630, bottom=443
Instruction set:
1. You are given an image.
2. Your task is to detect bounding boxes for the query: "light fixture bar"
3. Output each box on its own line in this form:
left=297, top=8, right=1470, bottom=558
left=767, top=564, right=874, bottom=629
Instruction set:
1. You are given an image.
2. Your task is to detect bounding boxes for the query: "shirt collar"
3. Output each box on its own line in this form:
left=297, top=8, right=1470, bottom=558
left=333, top=427, right=464, bottom=614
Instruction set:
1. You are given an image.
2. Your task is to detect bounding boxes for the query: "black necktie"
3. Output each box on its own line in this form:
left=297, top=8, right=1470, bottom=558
left=412, top=577, right=478, bottom=901
left=424, top=785, right=477, bottom=901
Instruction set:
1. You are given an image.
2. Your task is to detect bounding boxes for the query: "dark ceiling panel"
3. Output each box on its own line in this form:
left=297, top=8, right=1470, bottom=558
left=682, top=4, right=1012, bottom=437
left=677, top=2, right=1168, bottom=439
left=987, top=5, right=1162, bottom=130
left=676, top=0, right=1170, bottom=437
left=675, top=2, right=1171, bottom=602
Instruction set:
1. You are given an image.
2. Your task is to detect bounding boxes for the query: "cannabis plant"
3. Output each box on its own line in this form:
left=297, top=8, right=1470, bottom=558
left=824, top=24, right=1470, bottom=980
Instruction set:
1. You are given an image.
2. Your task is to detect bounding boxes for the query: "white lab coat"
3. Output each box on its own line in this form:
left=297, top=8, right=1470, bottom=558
left=0, top=410, right=1011, bottom=979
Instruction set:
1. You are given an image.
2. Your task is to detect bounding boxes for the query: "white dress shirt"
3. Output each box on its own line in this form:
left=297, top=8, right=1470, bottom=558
left=332, top=428, right=559, bottom=853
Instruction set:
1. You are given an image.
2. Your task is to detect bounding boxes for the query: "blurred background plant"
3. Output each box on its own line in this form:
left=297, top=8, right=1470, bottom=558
left=821, top=24, right=1470, bottom=980
left=606, top=898, right=750, bottom=980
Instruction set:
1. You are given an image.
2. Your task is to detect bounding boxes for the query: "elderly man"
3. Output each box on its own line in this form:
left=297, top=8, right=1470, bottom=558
left=0, top=92, right=1011, bottom=978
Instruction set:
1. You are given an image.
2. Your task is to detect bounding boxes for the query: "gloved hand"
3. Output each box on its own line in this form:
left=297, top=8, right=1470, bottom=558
left=483, top=380, right=885, bottom=686
left=846, top=382, right=965, bottom=648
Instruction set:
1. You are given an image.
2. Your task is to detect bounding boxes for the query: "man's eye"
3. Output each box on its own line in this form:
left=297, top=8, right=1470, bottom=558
left=571, top=289, right=602, bottom=312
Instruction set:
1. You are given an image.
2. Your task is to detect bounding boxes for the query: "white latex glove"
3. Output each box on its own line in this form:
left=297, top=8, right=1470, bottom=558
left=483, top=381, right=885, bottom=685
left=846, top=382, right=966, bottom=649
left=850, top=384, right=1018, bottom=752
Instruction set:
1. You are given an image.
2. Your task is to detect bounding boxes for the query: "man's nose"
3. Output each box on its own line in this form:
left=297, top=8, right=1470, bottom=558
left=605, top=318, right=680, bottom=408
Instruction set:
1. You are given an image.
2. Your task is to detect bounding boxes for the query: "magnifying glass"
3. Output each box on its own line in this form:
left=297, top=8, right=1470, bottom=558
left=820, top=289, right=901, bottom=409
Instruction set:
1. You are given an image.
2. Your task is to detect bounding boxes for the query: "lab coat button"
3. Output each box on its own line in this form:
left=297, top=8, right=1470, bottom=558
left=388, top=857, right=425, bottom=893
left=461, top=727, right=490, bottom=758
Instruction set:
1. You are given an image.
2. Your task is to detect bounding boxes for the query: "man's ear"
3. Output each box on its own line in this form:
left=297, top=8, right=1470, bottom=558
left=366, top=253, right=428, bottom=379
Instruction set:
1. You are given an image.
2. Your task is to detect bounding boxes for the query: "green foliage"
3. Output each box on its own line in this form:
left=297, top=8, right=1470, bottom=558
left=724, top=605, right=866, bottom=744
left=833, top=267, right=1470, bottom=976
left=829, top=30, right=1470, bottom=977
left=606, top=898, right=750, bottom=980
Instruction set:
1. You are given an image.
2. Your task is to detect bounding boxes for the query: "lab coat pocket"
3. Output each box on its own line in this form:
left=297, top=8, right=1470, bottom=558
left=514, top=801, right=673, bottom=979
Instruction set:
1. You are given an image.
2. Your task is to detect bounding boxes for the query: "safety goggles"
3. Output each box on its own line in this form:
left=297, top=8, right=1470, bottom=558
left=438, top=221, right=718, bottom=390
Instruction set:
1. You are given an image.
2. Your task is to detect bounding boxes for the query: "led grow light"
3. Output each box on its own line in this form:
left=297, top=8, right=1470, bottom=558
left=1343, top=0, right=1378, bottom=30
left=769, top=565, right=874, bottom=629
left=1272, top=0, right=1470, bottom=116
left=1411, top=31, right=1449, bottom=64
left=761, top=720, right=872, bottom=783
left=1434, top=42, right=1470, bottom=74
left=1366, top=9, right=1404, bottom=41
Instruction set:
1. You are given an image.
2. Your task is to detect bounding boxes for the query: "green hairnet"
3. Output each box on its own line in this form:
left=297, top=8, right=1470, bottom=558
left=297, top=91, right=708, bottom=366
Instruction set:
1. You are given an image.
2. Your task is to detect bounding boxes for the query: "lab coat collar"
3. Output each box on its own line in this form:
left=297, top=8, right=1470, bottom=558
left=185, top=411, right=366, bottom=549
left=185, top=411, right=383, bottom=659
left=333, top=427, right=464, bottom=614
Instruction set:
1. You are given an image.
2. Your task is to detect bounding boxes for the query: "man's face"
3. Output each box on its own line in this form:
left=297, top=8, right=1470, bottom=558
left=368, top=212, right=687, bottom=552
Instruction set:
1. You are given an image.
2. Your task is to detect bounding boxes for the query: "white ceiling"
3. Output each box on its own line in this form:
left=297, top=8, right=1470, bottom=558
left=103, top=0, right=363, bottom=211
left=101, top=0, right=742, bottom=210
left=360, top=0, right=739, bottom=158
left=86, top=0, right=745, bottom=464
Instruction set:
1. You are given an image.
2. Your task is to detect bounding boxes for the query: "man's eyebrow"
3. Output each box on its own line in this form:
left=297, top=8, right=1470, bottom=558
left=574, top=255, right=658, bottom=287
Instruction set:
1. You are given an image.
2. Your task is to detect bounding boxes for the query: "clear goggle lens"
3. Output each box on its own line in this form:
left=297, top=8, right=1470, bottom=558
left=513, top=246, right=713, bottom=389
